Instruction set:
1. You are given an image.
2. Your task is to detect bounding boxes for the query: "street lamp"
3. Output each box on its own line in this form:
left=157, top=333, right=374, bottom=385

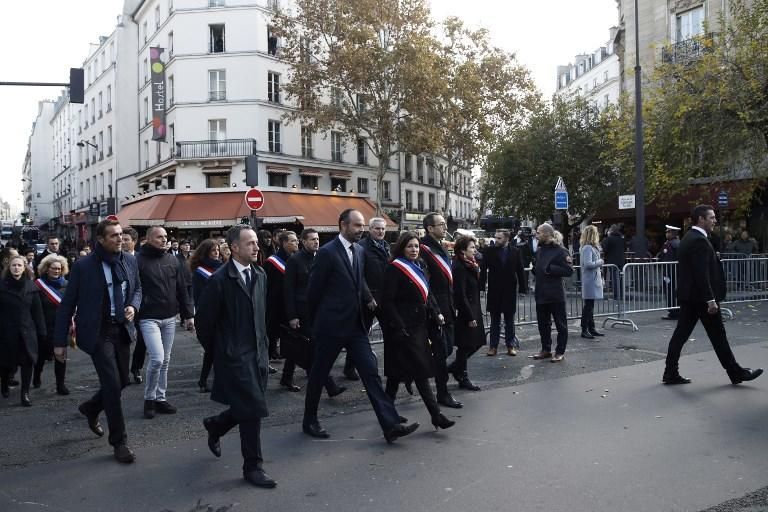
left=76, top=140, right=98, bottom=149
left=633, top=0, right=647, bottom=259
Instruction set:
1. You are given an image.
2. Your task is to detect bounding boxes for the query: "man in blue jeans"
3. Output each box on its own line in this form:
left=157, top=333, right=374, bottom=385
left=136, top=226, right=194, bottom=419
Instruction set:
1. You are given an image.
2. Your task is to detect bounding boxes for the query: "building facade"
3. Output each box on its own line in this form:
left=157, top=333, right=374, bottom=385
left=24, top=101, right=55, bottom=226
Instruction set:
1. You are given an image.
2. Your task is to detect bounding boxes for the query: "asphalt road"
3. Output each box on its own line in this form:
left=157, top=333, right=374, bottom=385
left=1, top=302, right=767, bottom=511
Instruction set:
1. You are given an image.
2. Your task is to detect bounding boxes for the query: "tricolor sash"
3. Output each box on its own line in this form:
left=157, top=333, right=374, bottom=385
left=266, top=255, right=286, bottom=274
left=420, top=243, right=453, bottom=285
left=34, top=278, right=63, bottom=306
left=195, top=266, right=214, bottom=279
left=392, top=258, right=430, bottom=304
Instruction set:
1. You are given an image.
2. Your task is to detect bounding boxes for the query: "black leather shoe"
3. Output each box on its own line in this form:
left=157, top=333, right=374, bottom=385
left=343, top=369, right=360, bottom=381
left=9, top=378, right=19, bottom=387
left=730, top=367, right=764, bottom=385
left=56, top=383, right=70, bottom=396
left=203, top=417, right=221, bottom=457
left=78, top=403, right=104, bottom=437
left=436, top=393, right=463, bottom=409
left=243, top=469, right=277, bottom=488
left=302, top=421, right=330, bottom=439
left=384, top=422, right=419, bottom=444
left=198, top=380, right=210, bottom=393
left=326, top=384, right=347, bottom=398
left=268, top=366, right=278, bottom=375
left=589, top=329, right=605, bottom=337
left=397, top=415, right=408, bottom=424
left=20, top=393, right=32, bottom=407
left=131, top=371, right=142, bottom=384
left=581, top=331, right=595, bottom=339
left=154, top=400, right=177, bottom=414
left=662, top=373, right=692, bottom=385
left=143, top=400, right=156, bottom=419
left=114, top=444, right=135, bottom=464
left=458, top=377, right=481, bottom=391
left=431, top=413, right=455, bottom=430
left=280, top=379, right=301, bottom=392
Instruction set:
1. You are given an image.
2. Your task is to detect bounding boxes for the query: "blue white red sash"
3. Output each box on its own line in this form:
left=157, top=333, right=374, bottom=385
left=266, top=255, right=286, bottom=274
left=392, top=258, right=430, bottom=304
left=195, top=266, right=214, bottom=279
left=34, top=278, right=63, bottom=305
left=420, top=243, right=453, bottom=285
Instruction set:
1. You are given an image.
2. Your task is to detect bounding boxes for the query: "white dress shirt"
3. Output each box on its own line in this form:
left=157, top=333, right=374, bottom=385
left=232, top=258, right=252, bottom=287
left=338, top=234, right=354, bottom=266
left=691, top=226, right=708, bottom=237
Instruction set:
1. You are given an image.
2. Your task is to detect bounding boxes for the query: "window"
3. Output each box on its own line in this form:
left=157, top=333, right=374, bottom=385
left=331, top=87, right=344, bottom=110
left=98, top=132, right=104, bottom=159
left=301, top=174, right=318, bottom=189
left=604, top=70, right=608, bottom=82
left=331, top=131, right=343, bottom=162
left=207, top=173, right=230, bottom=188
left=143, top=58, right=148, bottom=83
left=92, top=137, right=96, bottom=163
left=90, top=99, right=95, bottom=123
left=169, top=123, right=175, bottom=151
left=208, top=119, right=226, bottom=142
left=209, top=0, right=225, bottom=6
left=167, top=174, right=175, bottom=190
left=107, top=126, right=113, bottom=155
left=268, top=173, right=287, bottom=187
left=428, top=193, right=435, bottom=211
left=301, top=126, right=313, bottom=158
left=676, top=6, right=704, bottom=42
left=404, top=154, right=412, bottom=180
left=210, top=24, right=225, bottom=53
left=209, top=69, right=226, bottom=101
left=427, top=161, right=434, bottom=185
left=168, top=75, right=174, bottom=106
left=169, top=0, right=173, bottom=13
left=144, top=140, right=149, bottom=169
left=143, top=97, right=149, bottom=125
left=357, top=94, right=367, bottom=114
left=168, top=32, right=174, bottom=57
left=416, top=157, right=424, bottom=182
left=106, top=85, right=112, bottom=111
left=357, top=138, right=367, bottom=165
left=417, top=192, right=424, bottom=212
left=86, top=179, right=90, bottom=200
left=84, top=104, right=88, bottom=127
left=604, top=94, right=610, bottom=107
left=155, top=6, right=161, bottom=29
left=331, top=178, right=346, bottom=192
left=99, top=173, right=104, bottom=198
left=142, top=21, right=148, bottom=43
left=110, top=42, right=115, bottom=63
left=156, top=141, right=161, bottom=164
left=593, top=78, right=597, bottom=88
left=267, top=0, right=279, bottom=10
left=382, top=180, right=391, bottom=200
left=405, top=190, right=413, bottom=210
left=268, top=72, right=280, bottom=103
left=267, top=25, right=278, bottom=56
left=98, top=92, right=103, bottom=118
left=357, top=177, right=368, bottom=194
left=268, top=120, right=281, bottom=153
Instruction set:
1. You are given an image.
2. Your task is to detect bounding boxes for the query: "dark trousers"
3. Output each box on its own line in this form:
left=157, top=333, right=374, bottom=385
left=130, top=328, right=146, bottom=374
left=580, top=299, right=595, bottom=331
left=489, top=312, right=517, bottom=349
left=452, top=345, right=479, bottom=375
left=80, top=323, right=130, bottom=447
left=304, top=334, right=398, bottom=431
left=608, top=266, right=622, bottom=299
left=34, top=358, right=66, bottom=386
left=281, top=355, right=338, bottom=394
left=663, top=273, right=679, bottom=318
left=536, top=301, right=568, bottom=355
left=431, top=324, right=453, bottom=396
left=199, top=348, right=214, bottom=384
left=665, top=301, right=740, bottom=376
left=385, top=378, right=440, bottom=418
left=206, top=409, right=263, bottom=472
left=2, top=364, right=32, bottom=394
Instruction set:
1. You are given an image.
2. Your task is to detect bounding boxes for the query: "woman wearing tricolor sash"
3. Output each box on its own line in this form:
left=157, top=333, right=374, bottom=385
left=33, top=254, right=70, bottom=395
left=381, top=232, right=455, bottom=431
left=190, top=239, right=222, bottom=392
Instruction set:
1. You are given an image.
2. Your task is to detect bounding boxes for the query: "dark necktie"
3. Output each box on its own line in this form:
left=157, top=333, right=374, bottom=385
left=501, top=246, right=509, bottom=265
left=112, top=267, right=125, bottom=322
left=244, top=268, right=252, bottom=290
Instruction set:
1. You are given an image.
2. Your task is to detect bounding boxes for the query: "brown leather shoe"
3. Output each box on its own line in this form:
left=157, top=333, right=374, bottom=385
left=486, top=347, right=497, bottom=357
left=530, top=351, right=552, bottom=360
left=507, top=347, right=518, bottom=356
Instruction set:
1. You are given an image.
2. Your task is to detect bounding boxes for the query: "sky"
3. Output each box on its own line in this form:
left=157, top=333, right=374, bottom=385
left=0, top=0, right=618, bottom=212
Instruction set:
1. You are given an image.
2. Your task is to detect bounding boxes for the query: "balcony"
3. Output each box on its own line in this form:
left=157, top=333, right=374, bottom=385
left=208, top=90, right=226, bottom=101
left=175, top=138, right=256, bottom=159
left=662, top=33, right=716, bottom=64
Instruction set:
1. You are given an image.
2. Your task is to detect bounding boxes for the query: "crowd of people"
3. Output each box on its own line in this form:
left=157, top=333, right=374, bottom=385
left=0, top=204, right=762, bottom=489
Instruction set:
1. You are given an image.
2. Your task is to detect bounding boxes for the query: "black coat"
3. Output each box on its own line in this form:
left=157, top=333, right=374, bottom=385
left=0, top=277, right=46, bottom=369
left=534, top=243, right=574, bottom=304
left=136, top=245, right=194, bottom=321
left=359, top=237, right=390, bottom=302
left=480, top=244, right=527, bottom=314
left=452, top=260, right=486, bottom=350
left=264, top=249, right=291, bottom=336
left=601, top=232, right=626, bottom=268
left=381, top=262, right=439, bottom=380
left=283, top=249, right=314, bottom=337
left=676, top=228, right=726, bottom=303
left=196, top=261, right=269, bottom=420
left=36, top=277, right=67, bottom=358
left=419, top=236, right=456, bottom=324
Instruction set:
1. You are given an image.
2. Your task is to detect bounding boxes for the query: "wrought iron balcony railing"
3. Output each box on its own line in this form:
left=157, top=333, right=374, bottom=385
left=175, top=138, right=257, bottom=159
left=662, top=33, right=717, bottom=64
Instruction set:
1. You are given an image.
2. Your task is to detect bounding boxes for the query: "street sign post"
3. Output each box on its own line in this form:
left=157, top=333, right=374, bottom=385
left=554, top=176, right=568, bottom=210
left=718, top=190, right=728, bottom=208
left=244, top=188, right=264, bottom=211
left=618, top=195, right=636, bottom=210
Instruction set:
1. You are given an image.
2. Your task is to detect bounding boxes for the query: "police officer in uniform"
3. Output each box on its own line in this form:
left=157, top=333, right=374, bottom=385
left=660, top=225, right=681, bottom=320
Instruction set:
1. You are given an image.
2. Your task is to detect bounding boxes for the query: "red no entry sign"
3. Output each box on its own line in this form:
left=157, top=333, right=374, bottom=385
left=244, top=188, right=265, bottom=211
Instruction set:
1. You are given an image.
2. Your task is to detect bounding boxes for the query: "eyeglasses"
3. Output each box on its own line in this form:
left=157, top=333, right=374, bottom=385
left=430, top=222, right=447, bottom=227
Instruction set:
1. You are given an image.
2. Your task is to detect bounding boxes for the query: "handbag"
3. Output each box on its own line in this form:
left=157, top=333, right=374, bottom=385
left=279, top=324, right=312, bottom=370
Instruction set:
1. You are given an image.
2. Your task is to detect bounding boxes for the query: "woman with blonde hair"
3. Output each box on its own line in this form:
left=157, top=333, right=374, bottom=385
left=33, top=254, right=71, bottom=395
left=579, top=225, right=604, bottom=339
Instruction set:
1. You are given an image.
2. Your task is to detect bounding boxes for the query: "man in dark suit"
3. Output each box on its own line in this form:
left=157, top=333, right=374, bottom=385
left=601, top=224, right=625, bottom=299
left=480, top=229, right=527, bottom=356
left=663, top=205, right=763, bottom=385
left=302, top=209, right=418, bottom=443
left=53, top=219, right=142, bottom=463
left=196, top=224, right=276, bottom=488
left=34, top=236, right=60, bottom=273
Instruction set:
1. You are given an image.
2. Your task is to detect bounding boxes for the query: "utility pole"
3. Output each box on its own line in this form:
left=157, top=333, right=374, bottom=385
left=633, top=0, right=647, bottom=260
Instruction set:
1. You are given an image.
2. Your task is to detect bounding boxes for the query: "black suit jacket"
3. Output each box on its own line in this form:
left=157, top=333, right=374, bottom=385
left=284, top=249, right=314, bottom=324
left=601, top=232, right=626, bottom=268
left=307, top=237, right=373, bottom=338
left=359, top=236, right=389, bottom=302
left=419, top=236, right=456, bottom=324
left=676, top=228, right=726, bottom=304
left=480, top=244, right=526, bottom=314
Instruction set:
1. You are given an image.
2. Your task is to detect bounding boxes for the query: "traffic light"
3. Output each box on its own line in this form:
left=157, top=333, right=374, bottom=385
left=69, top=68, right=84, bottom=104
left=245, top=154, right=259, bottom=186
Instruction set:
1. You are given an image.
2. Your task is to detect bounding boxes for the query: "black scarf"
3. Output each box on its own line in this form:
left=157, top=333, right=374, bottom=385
left=4, top=275, right=26, bottom=291
left=140, top=243, right=168, bottom=259
left=202, top=257, right=223, bottom=270
left=94, top=242, right=128, bottom=284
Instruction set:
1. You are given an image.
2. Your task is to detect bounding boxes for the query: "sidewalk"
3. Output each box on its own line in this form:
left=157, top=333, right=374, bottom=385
left=1, top=318, right=767, bottom=511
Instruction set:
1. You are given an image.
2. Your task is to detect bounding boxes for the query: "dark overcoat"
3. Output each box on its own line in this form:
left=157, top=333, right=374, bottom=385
left=676, top=228, right=726, bottom=304
left=264, top=249, right=289, bottom=338
left=480, top=244, right=527, bottom=314
left=419, top=236, right=456, bottom=324
left=195, top=260, right=269, bottom=420
left=0, top=277, right=46, bottom=369
left=283, top=248, right=314, bottom=337
left=381, top=262, right=440, bottom=380
left=36, top=278, right=68, bottom=359
left=534, top=243, right=574, bottom=304
left=452, top=260, right=486, bottom=350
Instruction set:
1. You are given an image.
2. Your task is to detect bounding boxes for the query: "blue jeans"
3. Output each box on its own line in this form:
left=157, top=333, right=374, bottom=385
left=489, top=312, right=518, bottom=349
left=139, top=317, right=177, bottom=401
